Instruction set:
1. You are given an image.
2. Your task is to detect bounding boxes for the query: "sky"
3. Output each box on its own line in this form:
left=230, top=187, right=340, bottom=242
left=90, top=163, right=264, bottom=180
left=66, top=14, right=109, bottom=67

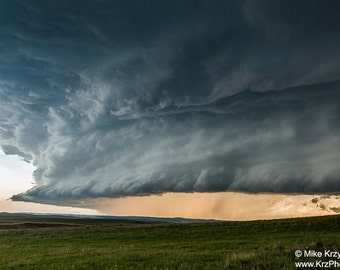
left=0, top=149, right=101, bottom=214
left=0, top=0, right=340, bottom=219
left=0, top=149, right=35, bottom=198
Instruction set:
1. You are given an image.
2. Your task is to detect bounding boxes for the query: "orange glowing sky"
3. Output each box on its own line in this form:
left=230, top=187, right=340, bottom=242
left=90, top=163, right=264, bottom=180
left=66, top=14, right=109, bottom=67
left=88, top=192, right=340, bottom=221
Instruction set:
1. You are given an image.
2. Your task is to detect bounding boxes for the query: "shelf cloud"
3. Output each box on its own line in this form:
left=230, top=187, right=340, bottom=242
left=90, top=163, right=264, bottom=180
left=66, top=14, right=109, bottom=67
left=0, top=0, right=339, bottom=204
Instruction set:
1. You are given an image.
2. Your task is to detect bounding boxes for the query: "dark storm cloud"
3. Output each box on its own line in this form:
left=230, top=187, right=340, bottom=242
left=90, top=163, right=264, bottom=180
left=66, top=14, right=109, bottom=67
left=0, top=0, right=339, bottom=203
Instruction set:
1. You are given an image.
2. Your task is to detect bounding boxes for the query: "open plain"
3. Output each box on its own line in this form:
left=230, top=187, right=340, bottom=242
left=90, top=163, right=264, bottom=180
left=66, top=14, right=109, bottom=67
left=0, top=213, right=339, bottom=269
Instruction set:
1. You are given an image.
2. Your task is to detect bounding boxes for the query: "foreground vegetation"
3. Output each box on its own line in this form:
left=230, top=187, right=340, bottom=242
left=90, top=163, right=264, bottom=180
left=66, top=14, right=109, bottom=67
left=0, top=214, right=339, bottom=269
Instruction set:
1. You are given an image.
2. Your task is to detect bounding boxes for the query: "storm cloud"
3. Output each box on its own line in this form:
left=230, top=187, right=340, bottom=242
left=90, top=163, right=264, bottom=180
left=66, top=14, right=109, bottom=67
left=0, top=0, right=339, bottom=203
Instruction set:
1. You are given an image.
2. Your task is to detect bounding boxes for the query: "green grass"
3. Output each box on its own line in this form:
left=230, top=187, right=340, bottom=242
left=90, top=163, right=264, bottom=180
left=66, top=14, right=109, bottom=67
left=0, top=214, right=339, bottom=269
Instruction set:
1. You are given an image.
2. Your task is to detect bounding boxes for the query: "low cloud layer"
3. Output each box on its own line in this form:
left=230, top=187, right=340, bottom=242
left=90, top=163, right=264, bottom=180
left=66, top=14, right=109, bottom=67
left=0, top=0, right=339, bottom=204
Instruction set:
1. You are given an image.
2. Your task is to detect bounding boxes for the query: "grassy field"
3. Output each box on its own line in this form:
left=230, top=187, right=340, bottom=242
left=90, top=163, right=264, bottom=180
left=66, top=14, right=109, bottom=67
left=0, top=214, right=339, bottom=269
